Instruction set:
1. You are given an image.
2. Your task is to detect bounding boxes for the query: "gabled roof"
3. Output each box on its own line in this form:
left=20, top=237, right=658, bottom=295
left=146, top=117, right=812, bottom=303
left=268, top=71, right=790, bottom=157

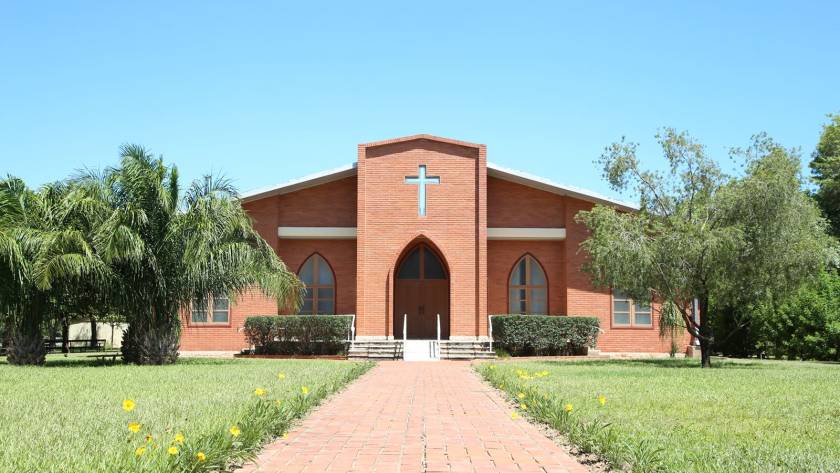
left=241, top=160, right=637, bottom=210
left=360, top=134, right=483, bottom=149
left=486, top=162, right=638, bottom=211
left=241, top=163, right=357, bottom=203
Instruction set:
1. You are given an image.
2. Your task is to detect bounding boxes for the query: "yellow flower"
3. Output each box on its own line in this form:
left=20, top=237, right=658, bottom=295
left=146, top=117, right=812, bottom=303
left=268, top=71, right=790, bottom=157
left=488, top=364, right=496, bottom=369
left=521, top=402, right=528, bottom=411
left=282, top=432, right=289, bottom=439
left=277, top=372, right=286, bottom=380
left=145, top=434, right=154, bottom=443
left=564, top=403, right=574, bottom=413
left=275, top=399, right=283, bottom=406
left=597, top=394, right=607, bottom=406
left=229, top=425, right=241, bottom=437
left=122, top=399, right=136, bottom=412
left=134, top=447, right=146, bottom=457
left=196, top=452, right=207, bottom=462
left=510, top=411, right=520, bottom=420
left=301, top=386, right=309, bottom=395
left=174, top=432, right=185, bottom=444
left=517, top=392, right=526, bottom=400
left=128, top=422, right=141, bottom=433
left=254, top=388, right=267, bottom=397
left=167, top=446, right=179, bottom=456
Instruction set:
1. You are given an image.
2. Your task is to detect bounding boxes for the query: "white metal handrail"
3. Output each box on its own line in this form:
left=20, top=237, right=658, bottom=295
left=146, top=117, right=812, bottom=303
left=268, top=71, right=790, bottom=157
left=435, top=313, right=442, bottom=359
left=488, top=314, right=494, bottom=351
left=403, top=313, right=407, bottom=342
left=349, top=314, right=356, bottom=348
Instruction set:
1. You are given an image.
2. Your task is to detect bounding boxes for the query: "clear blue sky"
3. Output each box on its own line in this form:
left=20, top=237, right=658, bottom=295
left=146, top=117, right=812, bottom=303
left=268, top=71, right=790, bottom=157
left=2, top=1, right=838, bottom=201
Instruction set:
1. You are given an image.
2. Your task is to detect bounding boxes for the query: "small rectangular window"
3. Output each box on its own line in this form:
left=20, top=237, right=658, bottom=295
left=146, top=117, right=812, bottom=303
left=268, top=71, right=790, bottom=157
left=191, top=299, right=208, bottom=323
left=612, top=290, right=653, bottom=328
left=612, top=291, right=632, bottom=327
left=190, top=296, right=229, bottom=325
left=634, top=301, right=652, bottom=326
left=212, top=296, right=230, bottom=323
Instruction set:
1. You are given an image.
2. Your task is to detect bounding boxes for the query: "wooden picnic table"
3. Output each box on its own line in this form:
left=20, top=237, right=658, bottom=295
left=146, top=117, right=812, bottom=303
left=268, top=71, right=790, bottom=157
left=86, top=351, right=121, bottom=364
left=44, top=339, right=107, bottom=352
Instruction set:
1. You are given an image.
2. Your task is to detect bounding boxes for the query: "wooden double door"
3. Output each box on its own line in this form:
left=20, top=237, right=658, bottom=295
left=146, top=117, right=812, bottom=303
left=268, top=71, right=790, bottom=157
left=394, top=244, right=450, bottom=339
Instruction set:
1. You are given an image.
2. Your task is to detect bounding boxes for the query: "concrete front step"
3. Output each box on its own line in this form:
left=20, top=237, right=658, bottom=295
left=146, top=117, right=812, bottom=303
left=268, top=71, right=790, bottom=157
left=347, top=340, right=495, bottom=360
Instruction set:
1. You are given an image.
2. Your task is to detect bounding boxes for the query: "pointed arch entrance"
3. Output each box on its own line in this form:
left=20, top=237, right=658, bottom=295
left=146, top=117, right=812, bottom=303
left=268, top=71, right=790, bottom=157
left=394, top=242, right=450, bottom=339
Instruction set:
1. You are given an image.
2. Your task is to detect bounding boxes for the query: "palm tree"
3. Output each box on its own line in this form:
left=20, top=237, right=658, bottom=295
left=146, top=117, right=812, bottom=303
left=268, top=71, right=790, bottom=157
left=77, top=145, right=302, bottom=364
left=0, top=178, right=108, bottom=365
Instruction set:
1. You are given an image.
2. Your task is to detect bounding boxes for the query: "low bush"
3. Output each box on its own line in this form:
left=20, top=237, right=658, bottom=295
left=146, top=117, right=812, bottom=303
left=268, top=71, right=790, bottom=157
left=243, top=315, right=353, bottom=355
left=713, top=271, right=840, bottom=361
left=753, top=270, right=840, bottom=361
left=490, top=315, right=599, bottom=356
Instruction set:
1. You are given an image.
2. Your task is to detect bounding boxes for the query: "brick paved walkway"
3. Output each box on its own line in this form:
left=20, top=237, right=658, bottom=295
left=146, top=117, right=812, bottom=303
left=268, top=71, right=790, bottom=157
left=238, top=361, right=587, bottom=473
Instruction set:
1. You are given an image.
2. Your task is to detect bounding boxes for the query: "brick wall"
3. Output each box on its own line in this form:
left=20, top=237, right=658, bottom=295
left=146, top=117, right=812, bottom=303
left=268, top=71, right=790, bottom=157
left=563, top=197, right=690, bottom=353
left=181, top=136, right=689, bottom=354
left=487, top=240, right=565, bottom=316
left=179, top=288, right=277, bottom=351
left=179, top=177, right=358, bottom=351
left=357, top=136, right=487, bottom=339
left=487, top=177, right=565, bottom=228
left=275, top=239, right=357, bottom=315
left=276, top=176, right=357, bottom=227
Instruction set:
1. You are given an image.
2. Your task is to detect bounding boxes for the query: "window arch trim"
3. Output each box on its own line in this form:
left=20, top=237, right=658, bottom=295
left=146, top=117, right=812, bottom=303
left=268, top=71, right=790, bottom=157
left=296, top=252, right=337, bottom=315
left=507, top=253, right=549, bottom=315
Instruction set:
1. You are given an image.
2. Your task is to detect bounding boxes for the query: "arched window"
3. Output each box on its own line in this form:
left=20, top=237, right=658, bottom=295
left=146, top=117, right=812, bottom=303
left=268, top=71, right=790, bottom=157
left=298, top=254, right=335, bottom=315
left=509, top=255, right=547, bottom=314
left=396, top=244, right=447, bottom=280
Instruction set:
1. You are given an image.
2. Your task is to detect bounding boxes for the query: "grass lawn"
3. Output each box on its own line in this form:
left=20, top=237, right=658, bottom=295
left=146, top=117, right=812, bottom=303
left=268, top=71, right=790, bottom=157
left=0, top=354, right=372, bottom=472
left=477, top=358, right=840, bottom=473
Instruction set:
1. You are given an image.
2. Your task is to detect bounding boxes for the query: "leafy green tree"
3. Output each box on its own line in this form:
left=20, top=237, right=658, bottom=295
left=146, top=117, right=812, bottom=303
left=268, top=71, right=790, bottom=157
left=577, top=129, right=833, bottom=367
left=0, top=178, right=107, bottom=365
left=76, top=145, right=303, bottom=364
left=753, top=270, right=840, bottom=361
left=810, top=114, right=840, bottom=236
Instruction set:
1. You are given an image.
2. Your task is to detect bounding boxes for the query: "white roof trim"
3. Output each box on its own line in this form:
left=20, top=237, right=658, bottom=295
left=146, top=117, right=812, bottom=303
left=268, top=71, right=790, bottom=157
left=277, top=227, right=357, bottom=239
left=240, top=163, right=357, bottom=202
left=240, top=160, right=637, bottom=211
left=487, top=227, right=566, bottom=240
left=486, top=162, right=638, bottom=211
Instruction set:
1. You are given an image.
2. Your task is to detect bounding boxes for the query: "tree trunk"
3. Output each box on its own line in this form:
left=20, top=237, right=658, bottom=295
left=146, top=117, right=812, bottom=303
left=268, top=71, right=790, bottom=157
left=89, top=317, right=98, bottom=349
left=121, top=307, right=181, bottom=365
left=7, top=297, right=47, bottom=366
left=61, top=318, right=69, bottom=356
left=698, top=294, right=713, bottom=368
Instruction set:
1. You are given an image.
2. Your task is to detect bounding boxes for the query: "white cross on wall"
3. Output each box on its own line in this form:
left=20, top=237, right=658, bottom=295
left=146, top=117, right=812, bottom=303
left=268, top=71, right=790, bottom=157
left=404, top=165, right=440, bottom=216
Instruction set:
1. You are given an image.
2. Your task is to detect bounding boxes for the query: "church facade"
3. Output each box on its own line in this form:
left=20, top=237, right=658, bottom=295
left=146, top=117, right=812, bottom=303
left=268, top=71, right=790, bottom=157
left=180, top=135, right=690, bottom=354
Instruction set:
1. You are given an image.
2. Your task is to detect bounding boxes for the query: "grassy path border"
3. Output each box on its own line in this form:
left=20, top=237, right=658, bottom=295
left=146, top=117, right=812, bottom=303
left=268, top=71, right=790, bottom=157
left=476, top=363, right=666, bottom=473
left=120, top=361, right=374, bottom=472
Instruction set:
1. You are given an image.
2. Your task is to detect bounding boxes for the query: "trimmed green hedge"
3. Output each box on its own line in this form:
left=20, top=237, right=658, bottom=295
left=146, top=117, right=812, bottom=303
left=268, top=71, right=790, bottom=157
left=491, top=315, right=600, bottom=356
left=243, top=315, right=353, bottom=355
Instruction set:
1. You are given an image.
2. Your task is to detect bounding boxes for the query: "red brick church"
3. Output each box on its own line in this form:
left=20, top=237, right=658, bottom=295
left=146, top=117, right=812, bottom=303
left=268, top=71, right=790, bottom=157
left=180, top=135, right=689, bottom=356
